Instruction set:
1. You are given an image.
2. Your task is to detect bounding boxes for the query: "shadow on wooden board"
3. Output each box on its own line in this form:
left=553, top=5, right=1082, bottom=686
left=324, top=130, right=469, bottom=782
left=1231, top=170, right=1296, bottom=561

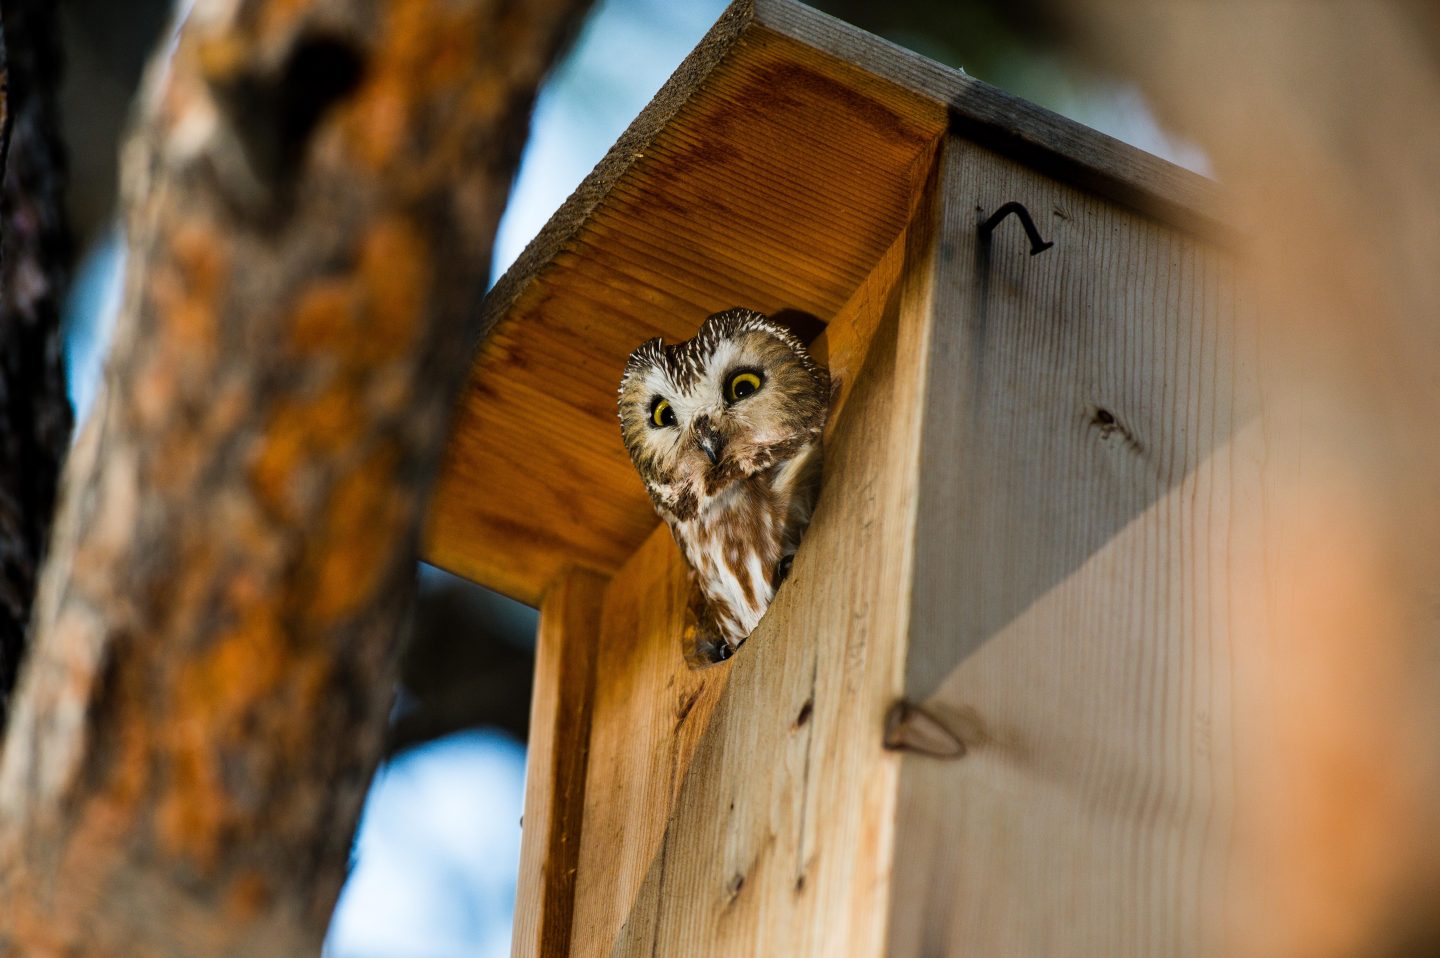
left=904, top=135, right=1250, bottom=690
left=587, top=212, right=925, bottom=957
left=891, top=138, right=1254, bottom=956
left=568, top=133, right=1252, bottom=955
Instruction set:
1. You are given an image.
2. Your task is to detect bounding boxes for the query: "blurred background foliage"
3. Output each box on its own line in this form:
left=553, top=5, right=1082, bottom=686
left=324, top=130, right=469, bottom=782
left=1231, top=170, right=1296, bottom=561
left=50, top=0, right=1198, bottom=954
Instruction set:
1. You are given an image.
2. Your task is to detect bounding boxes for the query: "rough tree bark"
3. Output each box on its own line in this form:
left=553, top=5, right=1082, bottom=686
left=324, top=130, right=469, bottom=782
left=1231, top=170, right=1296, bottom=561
left=0, top=0, right=589, bottom=954
left=0, top=0, right=74, bottom=724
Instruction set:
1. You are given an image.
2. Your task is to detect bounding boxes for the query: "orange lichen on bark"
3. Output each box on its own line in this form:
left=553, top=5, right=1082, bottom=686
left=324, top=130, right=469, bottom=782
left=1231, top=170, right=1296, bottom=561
left=226, top=869, right=275, bottom=921
left=159, top=603, right=289, bottom=869
left=256, top=0, right=316, bottom=44
left=249, top=386, right=365, bottom=519
left=249, top=410, right=311, bottom=520
left=159, top=224, right=229, bottom=355
left=289, top=280, right=358, bottom=355
left=131, top=351, right=180, bottom=433
left=343, top=0, right=487, bottom=173
left=356, top=216, right=429, bottom=359
left=132, top=226, right=231, bottom=445
left=287, top=218, right=428, bottom=362
left=195, top=34, right=251, bottom=86
left=307, top=442, right=405, bottom=625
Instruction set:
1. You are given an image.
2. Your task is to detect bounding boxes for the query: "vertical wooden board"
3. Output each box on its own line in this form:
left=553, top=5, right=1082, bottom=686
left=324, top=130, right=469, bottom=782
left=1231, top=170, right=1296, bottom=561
left=598, top=167, right=947, bottom=958
left=566, top=526, right=733, bottom=954
left=562, top=186, right=937, bottom=956
left=887, top=138, right=1252, bottom=956
left=424, top=12, right=940, bottom=606
left=565, top=161, right=925, bottom=958
left=810, top=202, right=921, bottom=423
left=513, top=569, right=609, bottom=958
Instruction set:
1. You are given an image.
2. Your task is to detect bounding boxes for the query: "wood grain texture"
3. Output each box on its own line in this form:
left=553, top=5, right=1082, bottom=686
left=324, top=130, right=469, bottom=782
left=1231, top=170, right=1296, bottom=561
left=751, top=0, right=1228, bottom=235
left=513, top=569, right=609, bottom=958
left=563, top=168, right=941, bottom=954
left=887, top=137, right=1252, bottom=957
left=550, top=132, right=1253, bottom=955
left=567, top=523, right=732, bottom=954
left=423, top=0, right=1225, bottom=605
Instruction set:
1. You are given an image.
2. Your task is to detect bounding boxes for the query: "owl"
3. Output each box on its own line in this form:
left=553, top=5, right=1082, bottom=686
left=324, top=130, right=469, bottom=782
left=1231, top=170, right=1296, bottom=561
left=618, top=307, right=831, bottom=664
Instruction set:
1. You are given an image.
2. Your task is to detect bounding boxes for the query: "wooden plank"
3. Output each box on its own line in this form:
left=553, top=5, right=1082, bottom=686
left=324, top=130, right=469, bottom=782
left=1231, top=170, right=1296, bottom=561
left=886, top=137, right=1252, bottom=956
left=424, top=4, right=934, bottom=603
left=512, top=569, right=609, bottom=958
left=750, top=0, right=1228, bottom=236
left=565, top=525, right=733, bottom=954
left=423, top=0, right=1227, bottom=605
left=564, top=159, right=943, bottom=956
left=549, top=124, right=1250, bottom=955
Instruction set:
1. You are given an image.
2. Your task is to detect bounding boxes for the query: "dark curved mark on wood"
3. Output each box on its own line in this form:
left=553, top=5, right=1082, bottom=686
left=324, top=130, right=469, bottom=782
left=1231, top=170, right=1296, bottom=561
left=979, top=201, right=1054, bottom=255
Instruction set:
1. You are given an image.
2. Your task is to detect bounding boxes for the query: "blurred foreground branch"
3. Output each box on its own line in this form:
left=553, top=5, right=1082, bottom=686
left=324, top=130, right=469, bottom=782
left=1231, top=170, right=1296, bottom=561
left=0, top=0, right=588, bottom=953
left=1039, top=3, right=1440, bottom=956
left=0, top=0, right=73, bottom=725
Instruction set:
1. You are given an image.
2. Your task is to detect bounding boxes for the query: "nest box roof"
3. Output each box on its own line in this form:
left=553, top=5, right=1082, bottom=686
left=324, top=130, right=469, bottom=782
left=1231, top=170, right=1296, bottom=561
left=423, top=0, right=1220, bottom=605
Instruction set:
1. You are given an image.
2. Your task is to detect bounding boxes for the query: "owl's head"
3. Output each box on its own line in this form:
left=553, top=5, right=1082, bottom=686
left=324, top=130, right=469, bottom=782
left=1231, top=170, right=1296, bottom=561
left=618, top=308, right=831, bottom=520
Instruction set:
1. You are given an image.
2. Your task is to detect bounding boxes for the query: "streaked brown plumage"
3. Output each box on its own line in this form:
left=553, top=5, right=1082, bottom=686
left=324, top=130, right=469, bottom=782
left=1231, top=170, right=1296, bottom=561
left=618, top=308, right=830, bottom=663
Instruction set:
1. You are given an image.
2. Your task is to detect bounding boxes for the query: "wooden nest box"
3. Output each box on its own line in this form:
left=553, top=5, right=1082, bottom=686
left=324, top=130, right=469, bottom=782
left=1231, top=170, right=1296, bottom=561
left=425, top=1, right=1243, bottom=954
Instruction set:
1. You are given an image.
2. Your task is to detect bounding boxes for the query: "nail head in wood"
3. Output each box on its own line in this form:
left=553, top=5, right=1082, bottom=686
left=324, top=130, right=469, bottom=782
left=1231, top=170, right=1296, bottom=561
left=882, top=700, right=968, bottom=759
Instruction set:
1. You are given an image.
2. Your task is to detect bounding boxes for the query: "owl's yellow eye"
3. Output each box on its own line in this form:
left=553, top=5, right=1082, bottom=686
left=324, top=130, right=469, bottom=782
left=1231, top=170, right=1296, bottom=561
left=727, top=371, right=763, bottom=402
left=650, top=398, right=676, bottom=428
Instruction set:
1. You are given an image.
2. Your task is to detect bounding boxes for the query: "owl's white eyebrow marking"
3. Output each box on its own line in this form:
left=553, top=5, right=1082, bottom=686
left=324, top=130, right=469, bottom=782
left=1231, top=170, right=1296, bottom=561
left=641, top=307, right=799, bottom=393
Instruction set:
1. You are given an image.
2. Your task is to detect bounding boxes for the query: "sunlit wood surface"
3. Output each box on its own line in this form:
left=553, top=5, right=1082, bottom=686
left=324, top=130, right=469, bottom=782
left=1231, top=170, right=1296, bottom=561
left=423, top=0, right=1219, bottom=605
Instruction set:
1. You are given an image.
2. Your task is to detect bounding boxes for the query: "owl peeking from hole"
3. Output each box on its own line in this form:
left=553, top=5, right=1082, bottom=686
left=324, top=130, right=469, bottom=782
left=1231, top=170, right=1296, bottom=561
left=618, top=308, right=831, bottom=665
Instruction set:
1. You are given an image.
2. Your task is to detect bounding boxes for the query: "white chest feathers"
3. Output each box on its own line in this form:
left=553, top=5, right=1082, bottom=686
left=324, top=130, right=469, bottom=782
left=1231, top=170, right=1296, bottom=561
left=675, top=482, right=783, bottom=641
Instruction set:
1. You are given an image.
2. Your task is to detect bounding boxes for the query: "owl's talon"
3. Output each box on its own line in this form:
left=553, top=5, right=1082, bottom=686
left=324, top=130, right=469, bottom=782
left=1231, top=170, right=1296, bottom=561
left=774, top=553, right=795, bottom=588
left=686, top=635, right=735, bottom=667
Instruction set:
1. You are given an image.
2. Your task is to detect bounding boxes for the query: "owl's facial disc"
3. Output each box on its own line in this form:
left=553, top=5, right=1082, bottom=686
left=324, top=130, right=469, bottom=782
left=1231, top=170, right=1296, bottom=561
left=689, top=366, right=763, bottom=472
left=619, top=309, right=830, bottom=519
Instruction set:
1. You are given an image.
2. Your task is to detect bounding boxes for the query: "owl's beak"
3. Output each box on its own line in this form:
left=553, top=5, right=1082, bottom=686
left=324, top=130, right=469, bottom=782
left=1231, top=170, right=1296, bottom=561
left=694, top=425, right=725, bottom=465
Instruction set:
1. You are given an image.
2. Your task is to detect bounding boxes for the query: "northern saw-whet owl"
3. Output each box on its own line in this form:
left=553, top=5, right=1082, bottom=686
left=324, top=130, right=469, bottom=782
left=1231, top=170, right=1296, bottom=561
left=618, top=308, right=831, bottom=664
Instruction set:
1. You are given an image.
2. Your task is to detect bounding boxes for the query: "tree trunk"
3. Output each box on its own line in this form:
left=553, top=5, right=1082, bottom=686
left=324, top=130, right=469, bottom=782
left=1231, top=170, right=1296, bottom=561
left=0, top=0, right=588, bottom=953
left=0, top=0, right=74, bottom=725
